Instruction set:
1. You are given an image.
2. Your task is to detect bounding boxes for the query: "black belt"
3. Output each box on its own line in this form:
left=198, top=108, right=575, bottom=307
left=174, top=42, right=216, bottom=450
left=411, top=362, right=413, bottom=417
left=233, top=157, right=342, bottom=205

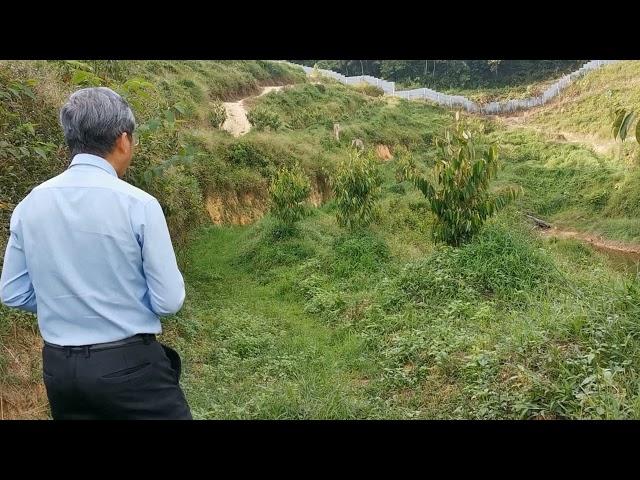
left=44, top=334, right=156, bottom=352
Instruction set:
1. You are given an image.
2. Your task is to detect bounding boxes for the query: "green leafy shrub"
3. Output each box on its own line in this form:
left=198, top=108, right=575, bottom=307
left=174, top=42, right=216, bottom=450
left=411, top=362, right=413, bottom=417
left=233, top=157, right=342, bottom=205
left=247, top=107, right=282, bottom=131
left=400, top=114, right=520, bottom=246
left=331, top=150, right=382, bottom=230
left=70, top=69, right=103, bottom=87
left=147, top=164, right=205, bottom=247
left=208, top=101, right=227, bottom=128
left=178, top=78, right=205, bottom=102
left=228, top=141, right=269, bottom=168
left=0, top=72, right=67, bottom=254
left=269, top=165, right=311, bottom=229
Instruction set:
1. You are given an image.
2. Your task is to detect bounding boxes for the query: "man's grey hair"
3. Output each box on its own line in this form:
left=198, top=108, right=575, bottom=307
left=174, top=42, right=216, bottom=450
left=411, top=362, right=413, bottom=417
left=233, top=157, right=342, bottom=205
left=59, top=87, right=136, bottom=158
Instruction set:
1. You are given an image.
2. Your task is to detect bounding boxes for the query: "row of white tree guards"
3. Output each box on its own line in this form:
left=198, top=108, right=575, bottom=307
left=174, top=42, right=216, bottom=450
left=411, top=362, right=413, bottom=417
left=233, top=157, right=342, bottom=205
left=281, top=60, right=620, bottom=115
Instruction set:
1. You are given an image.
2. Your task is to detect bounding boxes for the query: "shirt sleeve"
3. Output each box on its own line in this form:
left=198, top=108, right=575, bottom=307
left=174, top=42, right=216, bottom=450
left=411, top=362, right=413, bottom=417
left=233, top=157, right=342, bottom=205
left=0, top=204, right=37, bottom=313
left=140, top=198, right=185, bottom=316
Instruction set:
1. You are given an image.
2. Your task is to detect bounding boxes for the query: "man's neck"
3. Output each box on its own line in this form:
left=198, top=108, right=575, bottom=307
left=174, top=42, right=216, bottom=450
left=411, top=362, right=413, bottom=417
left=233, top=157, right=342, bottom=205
left=104, top=155, right=125, bottom=178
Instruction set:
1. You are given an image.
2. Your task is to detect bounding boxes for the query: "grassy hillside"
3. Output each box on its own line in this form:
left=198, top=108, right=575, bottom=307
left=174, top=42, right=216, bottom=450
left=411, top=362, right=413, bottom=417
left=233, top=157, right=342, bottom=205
left=0, top=60, right=306, bottom=248
left=488, top=128, right=640, bottom=243
left=2, top=60, right=640, bottom=419
left=527, top=61, right=640, bottom=139
left=487, top=61, right=640, bottom=242
left=163, top=79, right=640, bottom=418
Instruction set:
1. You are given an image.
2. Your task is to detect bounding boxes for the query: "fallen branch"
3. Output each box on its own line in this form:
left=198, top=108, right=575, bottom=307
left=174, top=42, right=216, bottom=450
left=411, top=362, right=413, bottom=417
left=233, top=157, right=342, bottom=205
left=525, top=213, right=552, bottom=229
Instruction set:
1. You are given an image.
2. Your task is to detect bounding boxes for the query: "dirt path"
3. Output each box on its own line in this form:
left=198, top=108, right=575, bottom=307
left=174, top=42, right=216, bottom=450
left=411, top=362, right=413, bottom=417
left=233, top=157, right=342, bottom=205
left=221, top=86, right=284, bottom=137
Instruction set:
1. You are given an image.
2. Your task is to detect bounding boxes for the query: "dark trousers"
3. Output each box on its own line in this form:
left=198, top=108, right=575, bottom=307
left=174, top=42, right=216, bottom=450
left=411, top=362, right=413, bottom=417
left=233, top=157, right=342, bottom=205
left=42, top=335, right=193, bottom=420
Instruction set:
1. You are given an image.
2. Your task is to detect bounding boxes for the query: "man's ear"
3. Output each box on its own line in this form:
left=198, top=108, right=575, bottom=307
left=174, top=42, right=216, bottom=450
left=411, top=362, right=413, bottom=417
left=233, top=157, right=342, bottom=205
left=114, top=132, right=129, bottom=154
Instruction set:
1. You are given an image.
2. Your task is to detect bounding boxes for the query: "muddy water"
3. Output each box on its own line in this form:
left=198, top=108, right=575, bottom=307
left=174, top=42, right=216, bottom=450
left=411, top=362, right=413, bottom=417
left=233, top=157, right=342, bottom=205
left=540, top=227, right=640, bottom=276
left=591, top=244, right=640, bottom=276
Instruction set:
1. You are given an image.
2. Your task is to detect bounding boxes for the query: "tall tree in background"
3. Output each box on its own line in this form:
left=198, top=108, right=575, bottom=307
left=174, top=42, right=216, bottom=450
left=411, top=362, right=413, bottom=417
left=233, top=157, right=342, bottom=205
left=292, top=60, right=586, bottom=89
left=488, top=60, right=502, bottom=77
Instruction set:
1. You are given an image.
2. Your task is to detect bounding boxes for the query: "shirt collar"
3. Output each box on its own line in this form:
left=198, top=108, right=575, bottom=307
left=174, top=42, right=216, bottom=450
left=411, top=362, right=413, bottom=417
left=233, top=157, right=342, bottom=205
left=69, top=154, right=118, bottom=178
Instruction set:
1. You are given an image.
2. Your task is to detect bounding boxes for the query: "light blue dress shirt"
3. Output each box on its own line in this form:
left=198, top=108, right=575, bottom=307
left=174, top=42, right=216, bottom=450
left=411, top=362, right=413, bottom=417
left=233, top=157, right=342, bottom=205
left=0, top=153, right=185, bottom=346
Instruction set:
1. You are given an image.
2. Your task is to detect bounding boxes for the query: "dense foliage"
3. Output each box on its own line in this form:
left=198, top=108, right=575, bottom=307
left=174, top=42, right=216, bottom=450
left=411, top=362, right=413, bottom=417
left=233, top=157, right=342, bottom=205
left=294, top=60, right=585, bottom=90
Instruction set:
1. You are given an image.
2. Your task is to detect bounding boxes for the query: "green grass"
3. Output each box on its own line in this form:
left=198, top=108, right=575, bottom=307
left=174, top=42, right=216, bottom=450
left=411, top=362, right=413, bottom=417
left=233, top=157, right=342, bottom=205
left=164, top=203, right=640, bottom=419
left=251, top=81, right=451, bottom=148
left=166, top=224, right=378, bottom=418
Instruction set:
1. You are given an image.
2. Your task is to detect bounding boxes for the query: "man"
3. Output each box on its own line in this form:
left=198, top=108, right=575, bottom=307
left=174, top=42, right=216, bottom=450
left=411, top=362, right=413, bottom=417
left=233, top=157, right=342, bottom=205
left=0, top=87, right=192, bottom=419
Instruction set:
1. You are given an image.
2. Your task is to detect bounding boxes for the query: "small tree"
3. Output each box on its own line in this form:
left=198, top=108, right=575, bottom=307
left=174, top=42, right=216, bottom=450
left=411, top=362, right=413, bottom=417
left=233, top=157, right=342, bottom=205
left=399, top=113, right=520, bottom=246
left=269, top=165, right=311, bottom=229
left=208, top=101, right=227, bottom=128
left=332, top=149, right=382, bottom=230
